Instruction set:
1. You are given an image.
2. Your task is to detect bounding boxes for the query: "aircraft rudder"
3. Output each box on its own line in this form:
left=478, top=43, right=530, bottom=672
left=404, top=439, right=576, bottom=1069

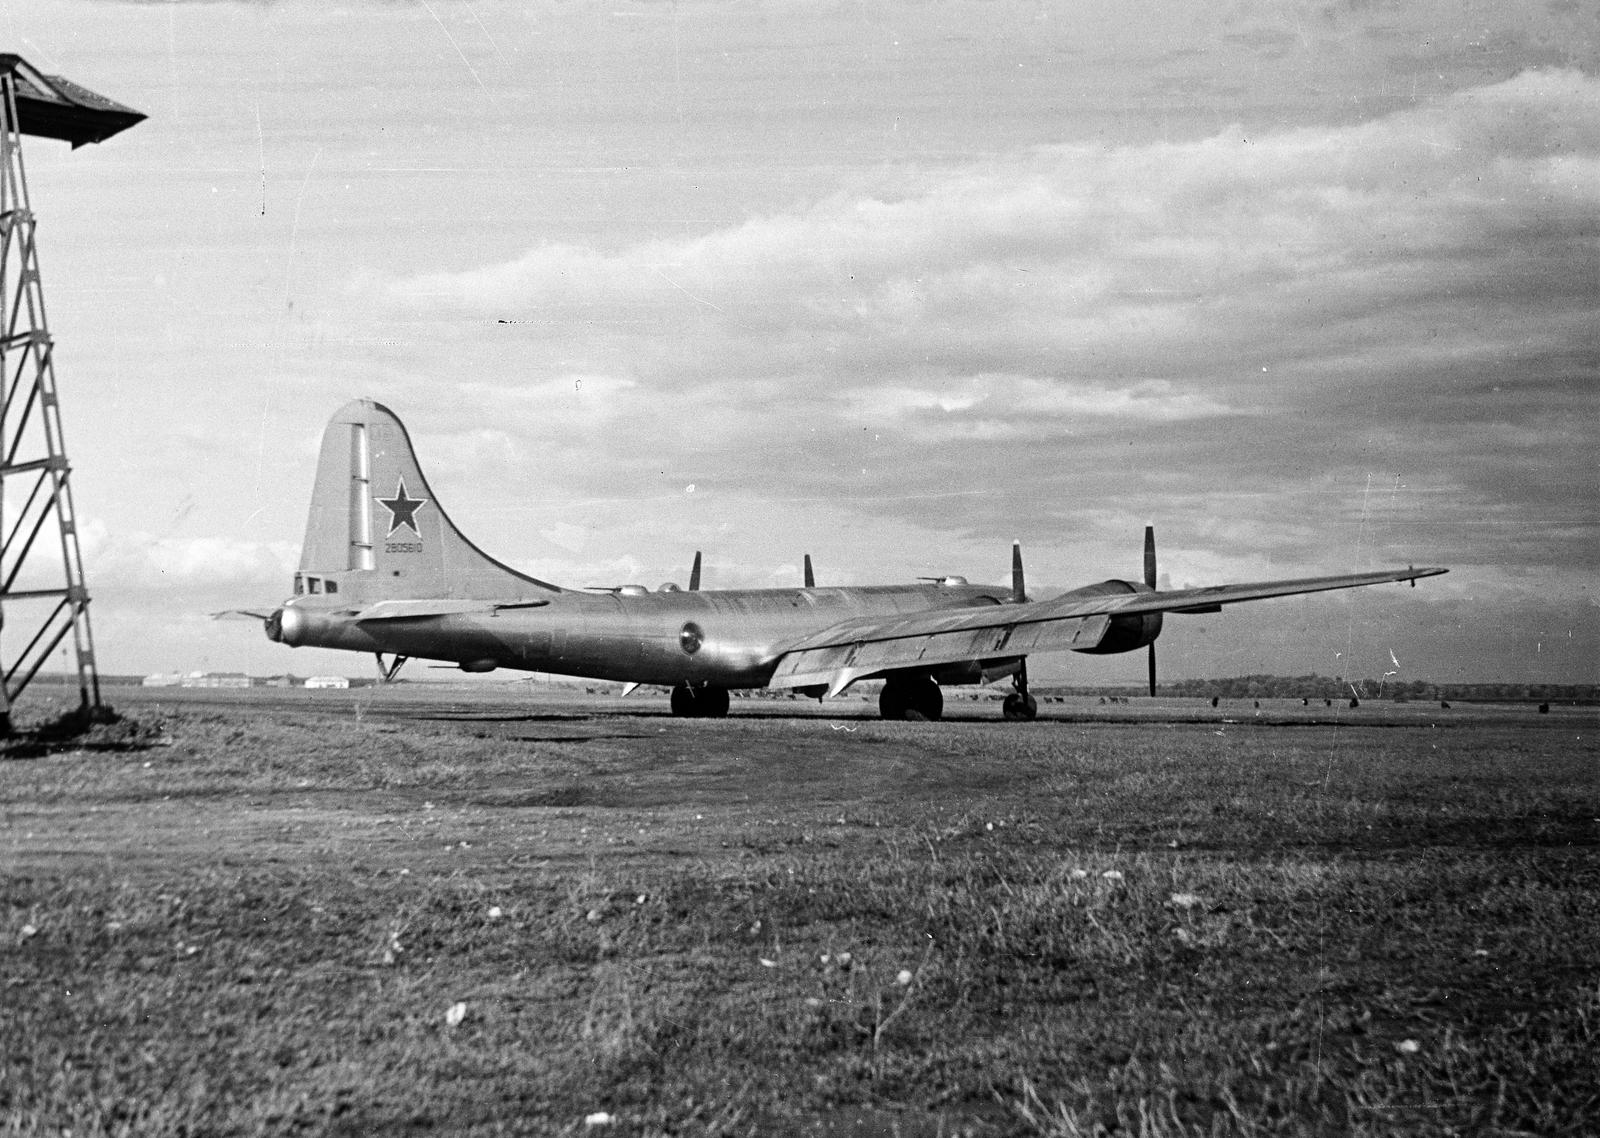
left=295, top=399, right=560, bottom=601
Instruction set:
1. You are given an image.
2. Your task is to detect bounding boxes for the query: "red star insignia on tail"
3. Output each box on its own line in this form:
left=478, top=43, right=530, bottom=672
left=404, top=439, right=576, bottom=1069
left=376, top=479, right=428, bottom=537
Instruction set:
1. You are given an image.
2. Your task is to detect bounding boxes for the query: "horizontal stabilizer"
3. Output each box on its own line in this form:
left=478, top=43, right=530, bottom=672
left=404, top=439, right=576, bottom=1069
left=211, top=608, right=277, bottom=621
left=352, top=598, right=550, bottom=621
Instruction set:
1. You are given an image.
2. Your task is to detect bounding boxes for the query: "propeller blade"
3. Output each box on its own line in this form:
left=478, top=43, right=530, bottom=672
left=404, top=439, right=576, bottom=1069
left=1145, top=526, right=1157, bottom=696
left=803, top=553, right=815, bottom=588
left=689, top=551, right=702, bottom=591
left=1011, top=541, right=1026, bottom=603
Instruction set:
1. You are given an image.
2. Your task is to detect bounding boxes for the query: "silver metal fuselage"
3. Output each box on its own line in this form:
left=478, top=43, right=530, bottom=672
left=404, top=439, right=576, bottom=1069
left=274, top=581, right=1012, bottom=687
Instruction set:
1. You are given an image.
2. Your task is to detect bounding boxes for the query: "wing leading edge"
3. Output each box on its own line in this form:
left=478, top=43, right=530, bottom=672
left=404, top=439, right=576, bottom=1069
left=767, top=566, right=1447, bottom=696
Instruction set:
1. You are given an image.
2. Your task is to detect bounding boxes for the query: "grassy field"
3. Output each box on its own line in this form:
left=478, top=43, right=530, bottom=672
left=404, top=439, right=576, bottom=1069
left=3, top=686, right=1597, bottom=1136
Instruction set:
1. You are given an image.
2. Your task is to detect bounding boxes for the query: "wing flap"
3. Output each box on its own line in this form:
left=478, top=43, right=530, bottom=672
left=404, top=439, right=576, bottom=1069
left=769, top=614, right=1112, bottom=690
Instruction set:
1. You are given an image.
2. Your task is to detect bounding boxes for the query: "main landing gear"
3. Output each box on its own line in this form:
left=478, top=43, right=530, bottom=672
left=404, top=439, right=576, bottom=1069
left=1002, top=659, right=1038, bottom=721
left=374, top=653, right=409, bottom=683
left=670, top=683, right=730, bottom=719
left=876, top=664, right=1037, bottom=722
left=879, top=673, right=943, bottom=721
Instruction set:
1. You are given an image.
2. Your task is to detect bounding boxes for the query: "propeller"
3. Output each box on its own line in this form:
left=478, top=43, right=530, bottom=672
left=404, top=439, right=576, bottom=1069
left=656, top=551, right=702, bottom=592
left=803, top=553, right=815, bottom=588
left=1144, top=525, right=1158, bottom=697
left=1011, top=541, right=1027, bottom=603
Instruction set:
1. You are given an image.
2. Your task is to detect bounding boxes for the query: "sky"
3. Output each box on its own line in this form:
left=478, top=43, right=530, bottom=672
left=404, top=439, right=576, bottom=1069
left=1, top=0, right=1595, bottom=685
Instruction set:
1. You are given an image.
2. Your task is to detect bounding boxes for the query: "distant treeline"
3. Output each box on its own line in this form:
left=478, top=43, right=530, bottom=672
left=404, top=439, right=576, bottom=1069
left=1164, top=674, right=1598, bottom=703
left=30, top=671, right=1599, bottom=704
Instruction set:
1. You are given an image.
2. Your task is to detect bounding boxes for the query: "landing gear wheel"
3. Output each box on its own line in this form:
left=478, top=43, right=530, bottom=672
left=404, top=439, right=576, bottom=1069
left=1002, top=659, right=1037, bottom=722
left=670, top=684, right=730, bottom=719
left=1002, top=692, right=1038, bottom=721
left=907, top=679, right=943, bottom=721
left=879, top=674, right=942, bottom=721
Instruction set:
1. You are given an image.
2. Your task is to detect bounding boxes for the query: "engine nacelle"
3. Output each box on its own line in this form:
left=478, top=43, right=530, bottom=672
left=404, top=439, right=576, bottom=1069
left=1066, top=579, right=1164, bottom=656
left=265, top=605, right=377, bottom=653
left=265, top=606, right=315, bottom=646
left=268, top=605, right=344, bottom=648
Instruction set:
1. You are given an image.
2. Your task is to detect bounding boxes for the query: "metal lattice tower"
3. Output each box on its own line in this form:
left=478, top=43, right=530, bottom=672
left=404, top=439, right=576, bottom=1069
left=0, top=58, right=142, bottom=732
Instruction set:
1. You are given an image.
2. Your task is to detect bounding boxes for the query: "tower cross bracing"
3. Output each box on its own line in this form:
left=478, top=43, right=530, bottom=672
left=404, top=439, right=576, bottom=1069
left=0, top=59, right=143, bottom=732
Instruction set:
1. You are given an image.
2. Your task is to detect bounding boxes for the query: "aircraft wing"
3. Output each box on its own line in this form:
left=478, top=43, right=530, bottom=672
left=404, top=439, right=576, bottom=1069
left=767, top=566, right=1446, bottom=695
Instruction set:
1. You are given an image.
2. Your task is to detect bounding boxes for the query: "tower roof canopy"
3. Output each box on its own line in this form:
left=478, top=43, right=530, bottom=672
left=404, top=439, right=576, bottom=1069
left=0, top=55, right=144, bottom=147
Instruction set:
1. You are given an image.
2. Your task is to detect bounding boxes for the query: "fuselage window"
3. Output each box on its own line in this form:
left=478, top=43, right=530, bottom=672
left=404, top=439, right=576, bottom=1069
left=324, top=580, right=338, bottom=594
left=308, top=578, right=322, bottom=594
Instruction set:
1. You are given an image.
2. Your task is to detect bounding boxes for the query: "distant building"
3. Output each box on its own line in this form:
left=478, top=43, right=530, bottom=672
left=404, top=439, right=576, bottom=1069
left=181, top=672, right=251, bottom=689
left=263, top=675, right=299, bottom=688
left=142, top=673, right=185, bottom=687
left=304, top=675, right=349, bottom=690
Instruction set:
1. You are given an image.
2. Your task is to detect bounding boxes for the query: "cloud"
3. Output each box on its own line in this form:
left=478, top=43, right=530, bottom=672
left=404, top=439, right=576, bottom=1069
left=34, top=2, right=1589, bottom=681
left=79, top=521, right=298, bottom=595
left=381, top=70, right=1596, bottom=395
left=836, top=376, right=1246, bottom=442
left=365, top=71, right=1596, bottom=586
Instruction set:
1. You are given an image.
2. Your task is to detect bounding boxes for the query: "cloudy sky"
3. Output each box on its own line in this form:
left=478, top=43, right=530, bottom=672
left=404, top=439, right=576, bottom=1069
left=4, top=0, right=1596, bottom=684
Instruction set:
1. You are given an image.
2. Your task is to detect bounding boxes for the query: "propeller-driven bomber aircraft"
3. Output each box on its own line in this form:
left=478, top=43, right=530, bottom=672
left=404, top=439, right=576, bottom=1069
left=239, top=400, right=1446, bottom=721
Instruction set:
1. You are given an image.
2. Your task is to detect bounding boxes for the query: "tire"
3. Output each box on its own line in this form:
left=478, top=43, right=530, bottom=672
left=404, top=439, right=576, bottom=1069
left=907, top=678, right=943, bottom=721
left=671, top=684, right=728, bottom=718
left=882, top=674, right=941, bottom=721
left=1002, top=693, right=1037, bottom=721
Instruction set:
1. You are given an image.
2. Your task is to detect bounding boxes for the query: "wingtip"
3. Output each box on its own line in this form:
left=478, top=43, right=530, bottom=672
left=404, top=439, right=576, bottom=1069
left=1400, top=566, right=1448, bottom=588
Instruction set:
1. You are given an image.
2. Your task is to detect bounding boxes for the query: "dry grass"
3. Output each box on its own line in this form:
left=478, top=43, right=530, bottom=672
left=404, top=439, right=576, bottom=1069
left=3, top=686, right=1596, bottom=1135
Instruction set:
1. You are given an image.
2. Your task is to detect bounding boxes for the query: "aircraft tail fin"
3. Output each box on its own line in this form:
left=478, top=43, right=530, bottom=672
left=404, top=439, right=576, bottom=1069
left=294, top=399, right=560, bottom=603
